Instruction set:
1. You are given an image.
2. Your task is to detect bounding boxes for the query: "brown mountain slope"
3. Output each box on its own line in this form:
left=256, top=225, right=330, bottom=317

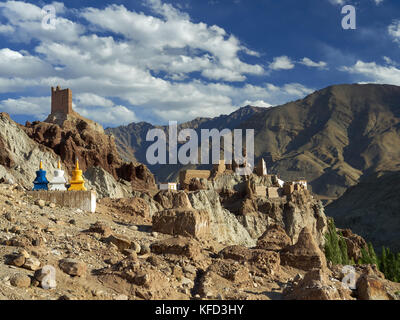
left=325, top=171, right=400, bottom=252
left=239, top=84, right=400, bottom=197
left=108, top=84, right=400, bottom=197
left=106, top=106, right=265, bottom=182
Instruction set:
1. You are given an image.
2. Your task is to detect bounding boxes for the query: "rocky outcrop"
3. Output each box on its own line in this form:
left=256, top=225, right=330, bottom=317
left=283, top=191, right=327, bottom=246
left=150, top=237, right=202, bottom=260
left=340, top=229, right=368, bottom=262
left=23, top=112, right=156, bottom=192
left=152, top=209, right=210, bottom=239
left=283, top=269, right=354, bottom=300
left=154, top=190, right=192, bottom=210
left=356, top=275, right=395, bottom=300
left=100, top=197, right=151, bottom=219
left=0, top=113, right=61, bottom=188
left=188, top=190, right=256, bottom=247
left=256, top=224, right=292, bottom=251
left=212, top=173, right=327, bottom=247
left=280, top=227, right=327, bottom=271
left=218, top=245, right=280, bottom=275
left=84, top=166, right=133, bottom=198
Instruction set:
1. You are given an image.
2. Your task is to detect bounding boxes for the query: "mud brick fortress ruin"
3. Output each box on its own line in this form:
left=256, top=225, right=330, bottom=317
left=178, top=157, right=308, bottom=199
left=51, top=86, right=73, bottom=115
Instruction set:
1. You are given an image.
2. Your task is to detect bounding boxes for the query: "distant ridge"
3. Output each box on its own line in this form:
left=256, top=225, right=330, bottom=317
left=107, top=83, right=400, bottom=197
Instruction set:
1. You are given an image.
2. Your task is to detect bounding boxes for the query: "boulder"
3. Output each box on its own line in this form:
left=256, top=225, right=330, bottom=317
left=150, top=237, right=201, bottom=260
left=356, top=275, right=395, bottom=300
left=107, top=234, right=132, bottom=252
left=198, top=260, right=251, bottom=298
left=59, top=259, right=87, bottom=277
left=154, top=190, right=192, bottom=210
left=23, top=257, right=41, bottom=271
left=284, top=269, right=353, bottom=300
left=219, top=245, right=280, bottom=274
left=152, top=208, right=210, bottom=238
left=280, top=227, right=327, bottom=271
left=10, top=274, right=31, bottom=288
left=256, top=224, right=292, bottom=251
left=9, top=254, right=26, bottom=267
left=340, top=229, right=368, bottom=262
left=88, top=221, right=112, bottom=237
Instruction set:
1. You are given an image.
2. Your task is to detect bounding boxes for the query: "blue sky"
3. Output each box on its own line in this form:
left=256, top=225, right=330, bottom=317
left=0, top=0, right=399, bottom=127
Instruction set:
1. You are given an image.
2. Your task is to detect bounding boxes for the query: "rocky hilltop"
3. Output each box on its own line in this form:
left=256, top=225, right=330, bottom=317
left=21, top=111, right=156, bottom=194
left=1, top=179, right=399, bottom=300
left=0, top=113, right=60, bottom=188
left=326, top=171, right=400, bottom=252
left=108, top=84, right=400, bottom=198
left=145, top=172, right=327, bottom=248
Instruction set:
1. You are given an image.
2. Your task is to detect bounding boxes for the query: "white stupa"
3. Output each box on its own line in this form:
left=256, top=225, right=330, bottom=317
left=49, top=161, right=67, bottom=191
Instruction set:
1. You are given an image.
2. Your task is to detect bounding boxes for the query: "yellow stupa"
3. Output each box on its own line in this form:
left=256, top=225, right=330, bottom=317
left=68, top=158, right=87, bottom=191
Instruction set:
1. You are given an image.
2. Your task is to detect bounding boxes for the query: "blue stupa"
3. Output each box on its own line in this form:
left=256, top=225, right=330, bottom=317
left=32, top=160, right=49, bottom=191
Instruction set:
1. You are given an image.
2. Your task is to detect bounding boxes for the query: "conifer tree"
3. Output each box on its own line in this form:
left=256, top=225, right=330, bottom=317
left=368, top=242, right=379, bottom=266
left=339, top=233, right=349, bottom=265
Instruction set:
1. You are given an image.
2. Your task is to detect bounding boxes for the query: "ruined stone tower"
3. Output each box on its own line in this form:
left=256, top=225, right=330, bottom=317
left=51, top=86, right=72, bottom=114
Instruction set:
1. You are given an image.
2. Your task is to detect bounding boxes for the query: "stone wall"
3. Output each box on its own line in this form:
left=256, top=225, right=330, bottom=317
left=254, top=185, right=266, bottom=197
left=27, top=190, right=96, bottom=213
left=179, top=170, right=211, bottom=188
left=267, top=187, right=280, bottom=198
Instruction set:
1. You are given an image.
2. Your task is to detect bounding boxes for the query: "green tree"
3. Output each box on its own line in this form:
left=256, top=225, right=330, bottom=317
left=339, top=233, right=349, bottom=265
left=323, top=220, right=400, bottom=283
left=324, top=218, right=349, bottom=265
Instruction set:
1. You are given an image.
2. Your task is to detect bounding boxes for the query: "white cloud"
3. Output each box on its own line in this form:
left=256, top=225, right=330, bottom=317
left=0, top=1, right=315, bottom=125
left=299, top=57, right=328, bottom=69
left=0, top=23, right=14, bottom=33
left=243, top=100, right=272, bottom=108
left=75, top=105, right=138, bottom=126
left=0, top=96, right=50, bottom=119
left=75, top=93, right=114, bottom=108
left=383, top=56, right=398, bottom=66
left=340, top=60, right=400, bottom=85
left=80, top=2, right=264, bottom=81
left=0, top=48, right=52, bottom=77
left=328, top=0, right=382, bottom=5
left=389, top=20, right=400, bottom=42
left=269, top=56, right=294, bottom=71
left=328, top=0, right=345, bottom=5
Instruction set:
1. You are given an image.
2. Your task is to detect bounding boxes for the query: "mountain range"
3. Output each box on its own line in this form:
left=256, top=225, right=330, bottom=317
left=107, top=83, right=400, bottom=199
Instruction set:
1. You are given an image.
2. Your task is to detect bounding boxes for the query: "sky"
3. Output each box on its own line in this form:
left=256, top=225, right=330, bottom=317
left=0, top=0, right=399, bottom=127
